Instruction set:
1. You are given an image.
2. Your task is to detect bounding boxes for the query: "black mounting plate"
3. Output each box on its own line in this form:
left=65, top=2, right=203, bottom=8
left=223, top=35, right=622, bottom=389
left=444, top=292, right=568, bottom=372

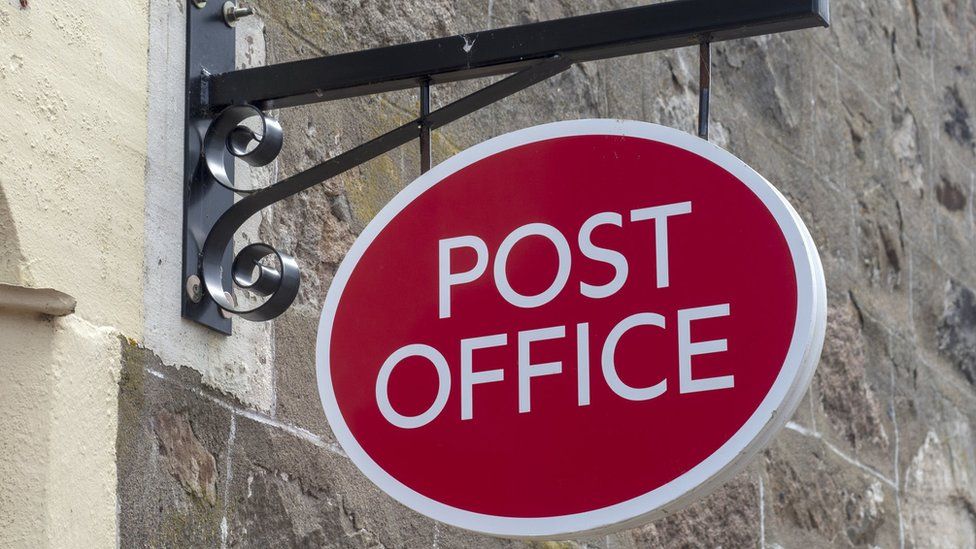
left=182, top=1, right=235, bottom=334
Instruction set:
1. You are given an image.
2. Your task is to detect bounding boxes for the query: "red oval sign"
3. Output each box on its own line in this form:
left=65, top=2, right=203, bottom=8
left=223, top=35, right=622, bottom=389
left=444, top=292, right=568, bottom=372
left=317, top=120, right=825, bottom=538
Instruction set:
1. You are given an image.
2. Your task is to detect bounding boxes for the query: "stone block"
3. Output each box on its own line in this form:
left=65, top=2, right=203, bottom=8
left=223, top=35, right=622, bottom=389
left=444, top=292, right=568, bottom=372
left=609, top=470, right=761, bottom=549
left=117, top=343, right=234, bottom=548
left=762, top=430, right=901, bottom=548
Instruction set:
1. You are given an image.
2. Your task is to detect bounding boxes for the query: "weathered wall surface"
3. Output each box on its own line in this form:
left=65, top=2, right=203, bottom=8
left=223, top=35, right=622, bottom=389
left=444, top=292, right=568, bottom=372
left=118, top=0, right=976, bottom=548
left=0, top=0, right=148, bottom=331
left=0, top=313, right=123, bottom=548
left=0, top=0, right=149, bottom=547
left=142, top=0, right=277, bottom=414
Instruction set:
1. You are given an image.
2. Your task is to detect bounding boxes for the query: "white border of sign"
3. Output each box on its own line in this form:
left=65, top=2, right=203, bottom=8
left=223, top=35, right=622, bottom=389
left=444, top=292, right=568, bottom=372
left=316, top=120, right=827, bottom=539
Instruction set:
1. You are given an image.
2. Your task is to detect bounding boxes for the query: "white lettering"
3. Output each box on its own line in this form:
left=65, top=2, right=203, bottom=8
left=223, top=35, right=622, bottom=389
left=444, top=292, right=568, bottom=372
left=678, top=304, right=733, bottom=394
left=518, top=326, right=565, bottom=413
left=602, top=312, right=668, bottom=401
left=494, top=223, right=571, bottom=308
left=578, top=212, right=629, bottom=299
left=460, top=333, right=508, bottom=420
left=577, top=322, right=591, bottom=406
left=438, top=236, right=489, bottom=319
left=630, top=201, right=692, bottom=288
left=376, top=344, right=451, bottom=429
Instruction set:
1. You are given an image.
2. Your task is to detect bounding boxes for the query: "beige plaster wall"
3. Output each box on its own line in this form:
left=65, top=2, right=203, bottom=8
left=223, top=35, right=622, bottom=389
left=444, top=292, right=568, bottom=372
left=0, top=0, right=148, bottom=333
left=0, top=313, right=122, bottom=548
left=0, top=0, right=149, bottom=547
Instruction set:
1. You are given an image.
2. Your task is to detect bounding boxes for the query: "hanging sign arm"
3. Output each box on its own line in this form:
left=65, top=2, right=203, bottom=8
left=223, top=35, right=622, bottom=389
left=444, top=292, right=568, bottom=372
left=198, top=57, right=573, bottom=321
left=182, top=0, right=829, bottom=332
left=205, top=0, right=828, bottom=110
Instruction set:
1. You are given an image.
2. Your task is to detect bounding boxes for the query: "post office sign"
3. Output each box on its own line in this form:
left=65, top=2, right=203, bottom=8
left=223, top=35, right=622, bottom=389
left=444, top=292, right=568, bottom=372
left=317, top=120, right=826, bottom=539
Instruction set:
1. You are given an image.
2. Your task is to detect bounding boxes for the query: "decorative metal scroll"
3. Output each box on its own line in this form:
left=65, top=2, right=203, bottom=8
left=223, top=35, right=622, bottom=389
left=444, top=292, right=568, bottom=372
left=183, top=0, right=829, bottom=331
left=198, top=57, right=572, bottom=321
left=203, top=105, right=283, bottom=194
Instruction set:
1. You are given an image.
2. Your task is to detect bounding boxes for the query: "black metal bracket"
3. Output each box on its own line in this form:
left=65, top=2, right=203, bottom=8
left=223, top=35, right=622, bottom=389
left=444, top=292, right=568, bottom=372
left=183, top=0, right=829, bottom=334
left=182, top=0, right=236, bottom=333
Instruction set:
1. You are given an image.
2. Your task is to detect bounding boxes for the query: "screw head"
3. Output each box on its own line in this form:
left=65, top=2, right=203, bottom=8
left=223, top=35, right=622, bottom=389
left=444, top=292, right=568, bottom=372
left=223, top=1, right=254, bottom=27
left=186, top=275, right=204, bottom=303
left=191, top=0, right=206, bottom=8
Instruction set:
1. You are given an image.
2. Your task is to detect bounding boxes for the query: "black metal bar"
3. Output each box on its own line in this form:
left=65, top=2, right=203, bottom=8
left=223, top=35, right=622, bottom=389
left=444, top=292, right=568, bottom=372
left=698, top=40, right=710, bottom=140
left=425, top=57, right=570, bottom=130
left=182, top=1, right=236, bottom=334
left=208, top=0, right=829, bottom=110
left=198, top=57, right=572, bottom=322
left=420, top=80, right=431, bottom=173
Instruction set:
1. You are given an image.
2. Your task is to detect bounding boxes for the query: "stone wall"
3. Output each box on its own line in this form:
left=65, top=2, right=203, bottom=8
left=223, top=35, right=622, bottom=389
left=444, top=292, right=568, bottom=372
left=120, top=0, right=976, bottom=547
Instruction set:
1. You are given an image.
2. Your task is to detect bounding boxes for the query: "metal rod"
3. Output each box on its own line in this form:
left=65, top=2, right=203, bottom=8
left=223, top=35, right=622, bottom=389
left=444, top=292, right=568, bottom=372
left=420, top=79, right=431, bottom=173
left=698, top=40, right=710, bottom=140
left=207, top=0, right=829, bottom=109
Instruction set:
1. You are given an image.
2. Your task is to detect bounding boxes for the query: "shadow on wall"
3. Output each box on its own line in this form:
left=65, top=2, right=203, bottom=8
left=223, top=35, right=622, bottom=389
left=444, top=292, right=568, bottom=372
left=0, top=183, right=24, bottom=285
left=0, top=182, right=56, bottom=544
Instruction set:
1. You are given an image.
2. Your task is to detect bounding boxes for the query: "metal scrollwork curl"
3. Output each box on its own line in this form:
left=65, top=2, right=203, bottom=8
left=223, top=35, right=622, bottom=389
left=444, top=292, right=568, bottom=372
left=204, top=104, right=283, bottom=193
left=200, top=105, right=300, bottom=322
left=196, top=58, right=575, bottom=325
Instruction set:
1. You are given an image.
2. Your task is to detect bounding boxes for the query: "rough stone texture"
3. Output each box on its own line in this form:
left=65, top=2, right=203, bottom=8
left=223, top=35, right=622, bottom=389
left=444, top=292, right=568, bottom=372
left=762, top=433, right=900, bottom=548
left=938, top=280, right=976, bottom=384
left=124, top=0, right=976, bottom=547
left=815, top=299, right=890, bottom=455
left=154, top=409, right=219, bottom=506
left=613, top=473, right=760, bottom=549
left=117, top=344, right=231, bottom=548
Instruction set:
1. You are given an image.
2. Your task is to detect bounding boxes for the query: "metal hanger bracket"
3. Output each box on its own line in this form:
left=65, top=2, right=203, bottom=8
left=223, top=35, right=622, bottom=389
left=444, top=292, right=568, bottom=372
left=182, top=0, right=829, bottom=333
